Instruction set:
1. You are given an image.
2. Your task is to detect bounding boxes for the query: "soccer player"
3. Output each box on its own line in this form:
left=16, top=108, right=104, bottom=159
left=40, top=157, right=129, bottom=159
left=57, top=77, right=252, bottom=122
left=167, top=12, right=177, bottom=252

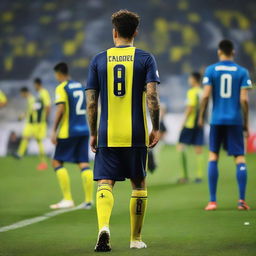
left=86, top=10, right=160, bottom=251
left=50, top=62, right=93, bottom=210
left=0, top=89, right=7, bottom=108
left=15, top=87, right=37, bottom=159
left=177, top=72, right=204, bottom=183
left=33, top=78, right=51, bottom=170
left=198, top=39, right=252, bottom=211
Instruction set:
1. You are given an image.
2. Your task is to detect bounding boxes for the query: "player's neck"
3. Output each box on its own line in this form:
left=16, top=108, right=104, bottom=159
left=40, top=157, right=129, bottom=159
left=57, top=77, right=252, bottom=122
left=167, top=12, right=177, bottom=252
left=115, top=38, right=134, bottom=47
left=219, top=56, right=234, bottom=62
left=58, top=76, right=70, bottom=82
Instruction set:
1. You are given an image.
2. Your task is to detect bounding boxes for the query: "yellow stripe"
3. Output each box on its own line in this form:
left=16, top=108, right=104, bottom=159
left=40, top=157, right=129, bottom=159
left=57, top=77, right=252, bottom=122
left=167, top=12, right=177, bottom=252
left=107, top=47, right=136, bottom=147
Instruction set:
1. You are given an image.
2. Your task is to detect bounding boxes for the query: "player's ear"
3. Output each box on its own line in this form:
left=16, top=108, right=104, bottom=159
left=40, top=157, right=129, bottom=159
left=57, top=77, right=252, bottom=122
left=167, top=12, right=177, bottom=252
left=133, top=30, right=138, bottom=38
left=217, top=49, right=221, bottom=57
left=113, top=28, right=118, bottom=39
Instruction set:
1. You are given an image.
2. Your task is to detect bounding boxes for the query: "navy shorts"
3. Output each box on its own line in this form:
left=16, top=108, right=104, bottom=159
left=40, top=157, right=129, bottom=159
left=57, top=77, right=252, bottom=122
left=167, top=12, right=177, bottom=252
left=94, top=147, right=148, bottom=181
left=53, top=136, right=89, bottom=163
left=209, top=125, right=244, bottom=156
left=179, top=127, right=204, bottom=146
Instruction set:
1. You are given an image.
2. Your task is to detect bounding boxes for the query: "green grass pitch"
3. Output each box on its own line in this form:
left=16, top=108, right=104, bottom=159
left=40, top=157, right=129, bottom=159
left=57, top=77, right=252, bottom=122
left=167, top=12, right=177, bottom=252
left=0, top=146, right=255, bottom=256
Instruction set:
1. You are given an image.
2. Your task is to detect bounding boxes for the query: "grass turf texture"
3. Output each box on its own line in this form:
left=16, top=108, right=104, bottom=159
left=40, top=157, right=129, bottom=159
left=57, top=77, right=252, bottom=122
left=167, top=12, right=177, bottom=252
left=0, top=145, right=255, bottom=256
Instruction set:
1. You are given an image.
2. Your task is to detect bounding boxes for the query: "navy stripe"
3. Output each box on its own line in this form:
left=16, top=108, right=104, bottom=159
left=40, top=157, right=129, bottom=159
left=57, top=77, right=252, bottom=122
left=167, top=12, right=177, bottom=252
left=132, top=49, right=146, bottom=146
left=98, top=51, right=108, bottom=147
left=81, top=167, right=90, bottom=172
left=54, top=166, right=63, bottom=172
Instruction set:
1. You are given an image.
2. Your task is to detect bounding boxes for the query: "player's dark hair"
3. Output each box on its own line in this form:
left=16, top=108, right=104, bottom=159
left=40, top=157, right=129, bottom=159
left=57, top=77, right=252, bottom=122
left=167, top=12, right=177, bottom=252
left=218, top=39, right=234, bottom=56
left=34, top=77, right=42, bottom=85
left=111, top=9, right=140, bottom=39
left=190, top=72, right=201, bottom=83
left=54, top=62, right=69, bottom=75
left=20, top=87, right=29, bottom=93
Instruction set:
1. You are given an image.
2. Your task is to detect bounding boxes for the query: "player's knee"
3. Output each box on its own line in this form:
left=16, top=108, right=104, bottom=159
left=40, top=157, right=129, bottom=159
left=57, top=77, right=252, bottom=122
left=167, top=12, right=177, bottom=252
left=177, top=143, right=185, bottom=152
left=131, top=178, right=146, bottom=190
left=78, top=162, right=90, bottom=170
left=52, top=159, right=62, bottom=169
left=195, top=146, right=203, bottom=154
left=97, top=179, right=115, bottom=186
left=209, top=152, right=218, bottom=161
left=235, top=155, right=245, bottom=164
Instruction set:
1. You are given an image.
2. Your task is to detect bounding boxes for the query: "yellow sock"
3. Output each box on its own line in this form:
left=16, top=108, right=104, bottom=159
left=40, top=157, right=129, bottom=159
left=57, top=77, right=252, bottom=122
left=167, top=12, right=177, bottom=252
left=17, top=138, right=28, bottom=157
left=196, top=154, right=204, bottom=178
left=130, top=190, right=148, bottom=242
left=37, top=140, right=46, bottom=162
left=96, top=184, right=114, bottom=230
left=81, top=168, right=94, bottom=203
left=55, top=167, right=72, bottom=201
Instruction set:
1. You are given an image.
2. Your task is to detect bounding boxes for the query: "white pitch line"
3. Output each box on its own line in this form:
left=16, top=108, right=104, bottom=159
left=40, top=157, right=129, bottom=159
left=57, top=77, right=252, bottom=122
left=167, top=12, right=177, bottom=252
left=0, top=205, right=82, bottom=233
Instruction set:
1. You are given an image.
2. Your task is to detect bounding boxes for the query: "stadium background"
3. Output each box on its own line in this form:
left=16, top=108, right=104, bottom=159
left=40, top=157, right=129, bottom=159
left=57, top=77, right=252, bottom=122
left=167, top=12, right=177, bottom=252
left=1, top=1, right=256, bottom=256
left=0, top=0, right=256, bottom=155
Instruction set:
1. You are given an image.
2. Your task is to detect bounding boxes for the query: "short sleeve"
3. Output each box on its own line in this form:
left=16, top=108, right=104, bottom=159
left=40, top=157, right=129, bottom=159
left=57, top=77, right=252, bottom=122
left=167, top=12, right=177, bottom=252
left=202, top=66, right=213, bottom=86
left=186, top=90, right=196, bottom=107
left=241, top=69, right=252, bottom=89
left=55, top=85, right=66, bottom=105
left=86, top=56, right=99, bottom=90
left=145, top=54, right=160, bottom=84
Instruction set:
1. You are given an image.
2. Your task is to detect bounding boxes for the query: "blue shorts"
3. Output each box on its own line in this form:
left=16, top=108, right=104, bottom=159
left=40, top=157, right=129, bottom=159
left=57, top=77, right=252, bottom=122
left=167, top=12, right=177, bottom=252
left=53, top=136, right=89, bottom=163
left=209, top=125, right=244, bottom=156
left=94, top=147, right=148, bottom=181
left=179, top=127, right=204, bottom=146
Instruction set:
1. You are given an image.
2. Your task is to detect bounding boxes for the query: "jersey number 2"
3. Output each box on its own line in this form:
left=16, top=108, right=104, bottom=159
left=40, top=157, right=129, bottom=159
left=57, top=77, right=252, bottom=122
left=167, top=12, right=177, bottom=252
left=113, top=65, right=126, bottom=96
left=73, top=91, right=86, bottom=115
left=220, top=74, right=232, bottom=98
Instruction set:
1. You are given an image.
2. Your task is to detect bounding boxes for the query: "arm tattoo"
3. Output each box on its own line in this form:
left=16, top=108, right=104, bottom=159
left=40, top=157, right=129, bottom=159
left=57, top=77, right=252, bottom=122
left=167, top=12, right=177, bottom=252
left=146, top=82, right=160, bottom=131
left=86, top=89, right=99, bottom=136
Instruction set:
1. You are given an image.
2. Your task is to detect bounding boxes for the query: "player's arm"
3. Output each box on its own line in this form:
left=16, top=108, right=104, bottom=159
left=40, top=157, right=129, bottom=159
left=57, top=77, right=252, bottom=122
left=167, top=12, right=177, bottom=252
left=43, top=91, right=51, bottom=122
left=0, top=91, right=8, bottom=108
left=86, top=89, right=99, bottom=153
left=240, top=88, right=249, bottom=137
left=51, top=103, right=65, bottom=144
left=198, top=85, right=212, bottom=127
left=182, top=106, right=194, bottom=127
left=146, top=82, right=160, bottom=148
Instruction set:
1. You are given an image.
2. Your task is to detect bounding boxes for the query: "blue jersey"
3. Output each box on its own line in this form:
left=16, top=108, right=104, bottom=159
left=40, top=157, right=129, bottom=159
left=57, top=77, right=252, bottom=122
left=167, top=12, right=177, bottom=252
left=86, top=46, right=160, bottom=147
left=203, top=61, right=252, bottom=125
left=55, top=80, right=89, bottom=138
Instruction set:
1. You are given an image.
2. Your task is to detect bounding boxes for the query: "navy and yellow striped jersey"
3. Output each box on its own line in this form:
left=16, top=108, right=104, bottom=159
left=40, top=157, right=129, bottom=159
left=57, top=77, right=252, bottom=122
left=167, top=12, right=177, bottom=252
left=55, top=80, right=89, bottom=139
left=86, top=46, right=160, bottom=148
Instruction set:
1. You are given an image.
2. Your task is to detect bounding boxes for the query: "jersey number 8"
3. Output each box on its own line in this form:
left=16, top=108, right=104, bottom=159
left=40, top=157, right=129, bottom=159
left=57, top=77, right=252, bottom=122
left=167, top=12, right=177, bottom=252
left=220, top=74, right=232, bottom=98
left=114, top=65, right=126, bottom=97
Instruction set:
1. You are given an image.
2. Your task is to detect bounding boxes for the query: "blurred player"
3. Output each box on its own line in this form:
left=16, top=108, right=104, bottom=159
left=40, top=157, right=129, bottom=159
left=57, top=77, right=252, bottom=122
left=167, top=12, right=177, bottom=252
left=33, top=78, right=51, bottom=170
left=86, top=10, right=160, bottom=251
left=177, top=72, right=204, bottom=183
left=0, top=89, right=7, bottom=108
left=199, top=39, right=252, bottom=211
left=50, top=62, right=93, bottom=210
left=15, top=87, right=45, bottom=165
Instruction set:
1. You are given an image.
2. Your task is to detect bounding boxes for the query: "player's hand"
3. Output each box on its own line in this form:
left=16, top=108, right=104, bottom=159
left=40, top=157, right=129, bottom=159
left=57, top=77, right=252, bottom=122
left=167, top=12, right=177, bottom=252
left=198, top=117, right=204, bottom=128
left=90, top=135, right=97, bottom=153
left=51, top=131, right=57, bottom=145
left=149, top=130, right=160, bottom=148
left=243, top=126, right=249, bottom=138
